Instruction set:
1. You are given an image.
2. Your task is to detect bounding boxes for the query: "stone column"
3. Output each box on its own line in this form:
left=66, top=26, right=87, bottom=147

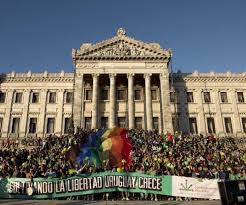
left=109, top=74, right=116, bottom=128
left=73, top=74, right=83, bottom=130
left=230, top=89, right=242, bottom=133
left=144, top=73, right=153, bottom=130
left=55, top=89, right=64, bottom=135
left=91, top=74, right=99, bottom=129
left=127, top=74, right=135, bottom=129
left=214, top=89, right=224, bottom=134
left=37, top=90, right=47, bottom=138
left=197, top=90, right=206, bottom=134
left=158, top=87, right=163, bottom=133
left=160, top=73, right=173, bottom=133
left=2, top=90, right=14, bottom=138
left=20, top=89, right=31, bottom=138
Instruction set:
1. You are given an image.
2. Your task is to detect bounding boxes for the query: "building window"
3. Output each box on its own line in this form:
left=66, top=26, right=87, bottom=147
left=11, top=117, right=20, bottom=133
left=220, top=92, right=228, bottom=103
left=85, top=89, right=92, bottom=100
left=101, top=89, right=109, bottom=100
left=0, top=92, right=6, bottom=103
left=31, top=92, right=39, bottom=103
left=29, top=118, right=37, bottom=134
left=65, top=92, right=73, bottom=103
left=204, top=92, right=211, bottom=103
left=134, top=89, right=142, bottom=100
left=64, top=118, right=72, bottom=134
left=15, top=92, right=23, bottom=103
left=187, top=92, right=194, bottom=103
left=153, top=117, right=159, bottom=130
left=85, top=117, right=92, bottom=130
left=46, top=118, right=55, bottom=133
left=101, top=117, right=108, bottom=128
left=48, top=92, right=56, bottom=103
left=0, top=117, right=3, bottom=133
left=117, top=89, right=126, bottom=100
left=170, top=92, right=176, bottom=103
left=151, top=89, right=158, bottom=100
left=207, top=117, right=216, bottom=133
left=189, top=117, right=198, bottom=134
left=242, top=118, right=246, bottom=133
left=237, top=92, right=244, bottom=103
left=224, top=117, right=233, bottom=134
left=135, top=117, right=142, bottom=129
left=117, top=117, right=126, bottom=128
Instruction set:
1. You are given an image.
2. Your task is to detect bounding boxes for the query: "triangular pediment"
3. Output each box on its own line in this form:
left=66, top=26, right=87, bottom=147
left=73, top=28, right=172, bottom=61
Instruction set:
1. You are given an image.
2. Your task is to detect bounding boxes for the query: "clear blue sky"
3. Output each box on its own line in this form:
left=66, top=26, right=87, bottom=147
left=0, top=0, right=245, bottom=73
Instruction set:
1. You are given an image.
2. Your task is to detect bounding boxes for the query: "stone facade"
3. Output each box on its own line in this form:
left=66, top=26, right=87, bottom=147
left=0, top=28, right=246, bottom=138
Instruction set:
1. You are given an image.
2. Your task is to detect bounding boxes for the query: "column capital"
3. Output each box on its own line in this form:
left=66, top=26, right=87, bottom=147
left=127, top=73, right=135, bottom=78
left=109, top=73, right=117, bottom=78
left=144, top=73, right=152, bottom=78
left=160, top=73, right=168, bottom=78
left=6, top=89, right=13, bottom=92
left=92, top=73, right=99, bottom=79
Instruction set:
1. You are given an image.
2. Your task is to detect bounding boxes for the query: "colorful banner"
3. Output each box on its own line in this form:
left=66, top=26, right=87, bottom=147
left=171, top=176, right=220, bottom=199
left=0, top=172, right=220, bottom=200
left=67, top=128, right=132, bottom=168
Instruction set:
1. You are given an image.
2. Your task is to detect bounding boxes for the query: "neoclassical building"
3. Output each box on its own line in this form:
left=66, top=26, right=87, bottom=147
left=0, top=28, right=246, bottom=138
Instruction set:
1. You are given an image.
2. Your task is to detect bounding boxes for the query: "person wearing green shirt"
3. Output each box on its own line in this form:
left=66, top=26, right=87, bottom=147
left=229, top=169, right=241, bottom=180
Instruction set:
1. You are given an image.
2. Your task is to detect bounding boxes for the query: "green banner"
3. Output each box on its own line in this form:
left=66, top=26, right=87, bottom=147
left=0, top=172, right=172, bottom=199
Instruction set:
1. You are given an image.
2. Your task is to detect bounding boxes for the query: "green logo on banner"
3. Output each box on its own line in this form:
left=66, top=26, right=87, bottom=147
left=179, top=179, right=193, bottom=191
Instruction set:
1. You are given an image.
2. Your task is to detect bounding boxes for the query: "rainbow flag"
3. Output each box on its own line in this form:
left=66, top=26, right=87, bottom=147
left=67, top=128, right=132, bottom=169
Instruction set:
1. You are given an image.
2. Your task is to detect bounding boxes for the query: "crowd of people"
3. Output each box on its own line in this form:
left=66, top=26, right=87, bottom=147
left=0, top=128, right=246, bottom=200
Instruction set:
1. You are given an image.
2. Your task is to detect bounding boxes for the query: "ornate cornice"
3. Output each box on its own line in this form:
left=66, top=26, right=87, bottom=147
left=5, top=77, right=74, bottom=83
left=3, top=72, right=74, bottom=83
left=172, top=72, right=246, bottom=83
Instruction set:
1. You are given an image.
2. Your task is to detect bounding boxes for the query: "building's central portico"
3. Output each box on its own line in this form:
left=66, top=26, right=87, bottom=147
left=72, top=28, right=173, bottom=133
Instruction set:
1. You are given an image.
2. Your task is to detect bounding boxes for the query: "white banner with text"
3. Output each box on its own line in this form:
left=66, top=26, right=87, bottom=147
left=172, top=176, right=220, bottom=199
